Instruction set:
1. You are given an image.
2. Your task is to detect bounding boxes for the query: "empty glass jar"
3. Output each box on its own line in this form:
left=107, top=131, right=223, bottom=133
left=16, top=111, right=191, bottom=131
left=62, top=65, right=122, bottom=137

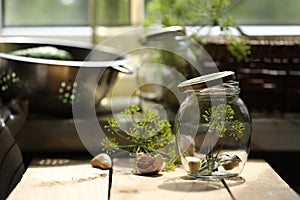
left=175, top=71, right=252, bottom=179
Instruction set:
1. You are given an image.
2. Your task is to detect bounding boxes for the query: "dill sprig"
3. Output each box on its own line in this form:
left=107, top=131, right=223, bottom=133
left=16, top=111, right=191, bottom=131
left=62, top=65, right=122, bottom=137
left=102, top=105, right=180, bottom=171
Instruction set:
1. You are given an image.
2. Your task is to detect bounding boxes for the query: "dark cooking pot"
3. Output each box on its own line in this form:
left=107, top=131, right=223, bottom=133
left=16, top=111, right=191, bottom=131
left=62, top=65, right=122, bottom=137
left=0, top=37, right=132, bottom=117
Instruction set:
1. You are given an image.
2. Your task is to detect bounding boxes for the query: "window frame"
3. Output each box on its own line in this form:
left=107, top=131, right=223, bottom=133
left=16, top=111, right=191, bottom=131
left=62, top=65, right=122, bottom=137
left=0, top=0, right=91, bottom=42
left=0, top=0, right=299, bottom=43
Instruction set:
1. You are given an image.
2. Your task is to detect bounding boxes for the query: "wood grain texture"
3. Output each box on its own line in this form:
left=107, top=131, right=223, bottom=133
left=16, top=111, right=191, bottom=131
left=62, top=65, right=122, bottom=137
left=111, top=168, right=232, bottom=200
left=230, top=160, right=300, bottom=200
left=7, top=158, right=109, bottom=200
left=7, top=158, right=300, bottom=200
left=109, top=159, right=300, bottom=200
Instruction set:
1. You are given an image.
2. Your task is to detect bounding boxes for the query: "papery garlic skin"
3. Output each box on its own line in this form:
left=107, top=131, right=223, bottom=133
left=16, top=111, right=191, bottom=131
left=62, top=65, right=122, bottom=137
left=136, top=153, right=165, bottom=174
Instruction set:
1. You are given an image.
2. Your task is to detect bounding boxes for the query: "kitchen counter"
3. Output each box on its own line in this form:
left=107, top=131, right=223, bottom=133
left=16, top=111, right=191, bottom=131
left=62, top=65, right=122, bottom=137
left=7, top=157, right=300, bottom=200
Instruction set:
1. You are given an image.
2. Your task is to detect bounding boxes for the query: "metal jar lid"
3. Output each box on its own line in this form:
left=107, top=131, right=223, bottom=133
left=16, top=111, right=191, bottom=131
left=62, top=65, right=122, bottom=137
left=178, top=71, right=236, bottom=93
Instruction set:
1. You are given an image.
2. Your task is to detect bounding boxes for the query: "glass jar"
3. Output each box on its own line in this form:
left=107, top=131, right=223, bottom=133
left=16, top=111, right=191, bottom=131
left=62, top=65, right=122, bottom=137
left=175, top=71, right=252, bottom=179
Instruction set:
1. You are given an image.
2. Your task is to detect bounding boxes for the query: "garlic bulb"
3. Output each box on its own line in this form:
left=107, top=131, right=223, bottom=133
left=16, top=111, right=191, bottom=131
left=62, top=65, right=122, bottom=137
left=91, top=153, right=112, bottom=170
left=136, top=153, right=165, bottom=174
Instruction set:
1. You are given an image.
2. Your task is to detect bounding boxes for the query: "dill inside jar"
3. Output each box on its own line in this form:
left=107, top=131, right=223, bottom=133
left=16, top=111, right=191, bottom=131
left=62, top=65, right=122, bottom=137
left=175, top=71, right=252, bottom=179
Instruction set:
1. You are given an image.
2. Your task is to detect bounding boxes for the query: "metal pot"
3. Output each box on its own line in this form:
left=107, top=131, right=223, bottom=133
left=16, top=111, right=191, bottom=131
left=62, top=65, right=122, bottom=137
left=0, top=37, right=132, bottom=117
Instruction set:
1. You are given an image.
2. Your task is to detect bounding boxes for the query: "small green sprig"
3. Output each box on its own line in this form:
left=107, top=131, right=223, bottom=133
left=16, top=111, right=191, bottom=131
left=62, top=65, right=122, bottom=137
left=194, top=104, right=245, bottom=175
left=102, top=105, right=180, bottom=171
left=202, top=104, right=245, bottom=140
left=144, top=0, right=251, bottom=61
left=227, top=37, right=251, bottom=61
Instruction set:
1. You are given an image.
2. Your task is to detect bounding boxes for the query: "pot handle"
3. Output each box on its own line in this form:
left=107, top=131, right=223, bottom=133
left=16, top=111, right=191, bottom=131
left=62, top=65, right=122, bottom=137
left=139, top=26, right=186, bottom=45
left=110, top=64, right=133, bottom=74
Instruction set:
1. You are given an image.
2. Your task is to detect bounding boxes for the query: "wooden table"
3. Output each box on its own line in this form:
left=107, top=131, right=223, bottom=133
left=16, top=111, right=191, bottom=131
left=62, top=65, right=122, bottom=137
left=7, top=158, right=299, bottom=200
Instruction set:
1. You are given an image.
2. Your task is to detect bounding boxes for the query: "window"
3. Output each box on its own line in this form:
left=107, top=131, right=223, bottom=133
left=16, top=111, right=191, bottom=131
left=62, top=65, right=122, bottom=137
left=0, top=0, right=145, bottom=42
left=3, top=0, right=89, bottom=26
left=0, top=0, right=299, bottom=40
left=228, top=0, right=300, bottom=25
left=2, top=0, right=140, bottom=27
left=3, top=0, right=300, bottom=26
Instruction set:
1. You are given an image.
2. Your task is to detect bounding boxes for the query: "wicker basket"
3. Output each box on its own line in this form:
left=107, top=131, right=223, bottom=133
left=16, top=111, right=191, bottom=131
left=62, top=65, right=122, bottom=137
left=203, top=36, right=300, bottom=113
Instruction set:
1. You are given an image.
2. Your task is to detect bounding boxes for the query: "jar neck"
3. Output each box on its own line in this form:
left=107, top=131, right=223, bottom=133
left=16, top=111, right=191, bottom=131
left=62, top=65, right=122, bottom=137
left=193, top=81, right=240, bottom=96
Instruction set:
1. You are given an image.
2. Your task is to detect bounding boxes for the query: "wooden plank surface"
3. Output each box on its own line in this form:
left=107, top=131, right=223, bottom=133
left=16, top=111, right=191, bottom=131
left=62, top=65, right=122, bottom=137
left=7, top=158, right=300, bottom=200
left=7, top=158, right=109, bottom=200
left=230, top=160, right=300, bottom=200
left=111, top=167, right=232, bottom=200
left=111, top=159, right=300, bottom=200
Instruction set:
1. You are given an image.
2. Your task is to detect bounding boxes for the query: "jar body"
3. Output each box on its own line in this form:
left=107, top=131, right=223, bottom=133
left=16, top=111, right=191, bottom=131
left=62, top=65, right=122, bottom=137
left=175, top=84, right=252, bottom=179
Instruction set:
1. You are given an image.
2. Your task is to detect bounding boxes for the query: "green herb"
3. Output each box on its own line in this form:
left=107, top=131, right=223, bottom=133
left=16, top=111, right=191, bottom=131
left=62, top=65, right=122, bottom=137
left=144, top=0, right=250, bottom=60
left=144, top=0, right=233, bottom=27
left=202, top=104, right=245, bottom=140
left=227, top=37, right=251, bottom=61
left=198, top=153, right=241, bottom=175
left=102, top=105, right=180, bottom=171
left=195, top=103, right=245, bottom=175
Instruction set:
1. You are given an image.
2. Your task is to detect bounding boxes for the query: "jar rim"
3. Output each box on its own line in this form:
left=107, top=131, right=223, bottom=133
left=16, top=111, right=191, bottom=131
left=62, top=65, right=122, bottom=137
left=193, top=81, right=240, bottom=96
left=178, top=71, right=236, bottom=93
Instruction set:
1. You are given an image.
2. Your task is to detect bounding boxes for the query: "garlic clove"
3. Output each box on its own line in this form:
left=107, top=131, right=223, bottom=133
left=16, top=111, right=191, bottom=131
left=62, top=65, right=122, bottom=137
left=185, top=156, right=201, bottom=174
left=91, top=153, right=112, bottom=170
left=136, top=153, right=165, bottom=175
left=223, top=160, right=240, bottom=170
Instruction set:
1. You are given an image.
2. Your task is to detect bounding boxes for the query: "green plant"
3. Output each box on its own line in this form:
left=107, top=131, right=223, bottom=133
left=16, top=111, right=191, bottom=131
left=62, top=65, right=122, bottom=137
left=197, top=104, right=245, bottom=175
left=101, top=105, right=180, bottom=171
left=202, top=104, right=245, bottom=140
left=144, top=0, right=250, bottom=61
